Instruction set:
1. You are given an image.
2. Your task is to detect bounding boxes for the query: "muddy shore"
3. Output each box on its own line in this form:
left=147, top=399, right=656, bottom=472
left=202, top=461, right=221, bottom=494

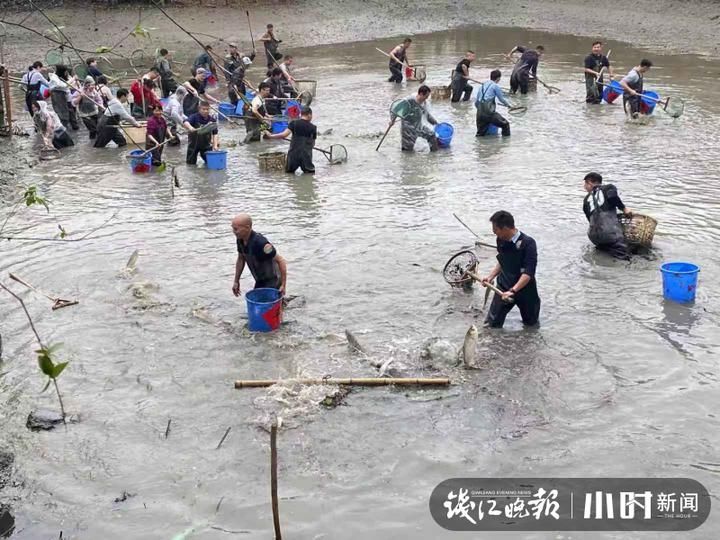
left=1, top=0, right=720, bottom=71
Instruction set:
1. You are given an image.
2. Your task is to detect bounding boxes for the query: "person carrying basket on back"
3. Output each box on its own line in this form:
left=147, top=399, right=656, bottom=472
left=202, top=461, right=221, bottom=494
left=582, top=172, right=633, bottom=260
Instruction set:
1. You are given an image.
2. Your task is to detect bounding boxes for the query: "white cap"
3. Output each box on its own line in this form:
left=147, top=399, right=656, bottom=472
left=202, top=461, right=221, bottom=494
left=242, top=56, right=252, bottom=66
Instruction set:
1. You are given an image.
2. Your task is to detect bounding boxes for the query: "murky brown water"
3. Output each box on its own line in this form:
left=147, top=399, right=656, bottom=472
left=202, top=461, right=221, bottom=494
left=1, top=26, right=719, bottom=539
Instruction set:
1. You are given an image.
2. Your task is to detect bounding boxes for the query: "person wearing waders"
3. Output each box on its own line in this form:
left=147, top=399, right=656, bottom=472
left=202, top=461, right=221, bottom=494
left=182, top=68, right=219, bottom=116
left=583, top=41, right=613, bottom=104
left=156, top=48, right=178, bottom=98
left=507, top=45, right=544, bottom=95
left=49, top=65, right=79, bottom=131
left=145, top=104, right=174, bottom=166
left=186, top=101, right=219, bottom=165
left=263, top=67, right=288, bottom=116
left=388, top=38, right=412, bottom=83
left=32, top=101, right=74, bottom=150
left=451, top=50, right=476, bottom=103
left=399, top=85, right=439, bottom=152
left=481, top=211, right=541, bottom=328
left=72, top=76, right=103, bottom=139
left=582, top=172, right=633, bottom=260
left=264, top=106, right=317, bottom=174
left=94, top=88, right=141, bottom=148
left=244, top=82, right=274, bottom=143
left=232, top=213, right=288, bottom=296
left=620, top=59, right=653, bottom=119
left=163, top=86, right=190, bottom=147
left=24, top=62, right=50, bottom=116
left=475, top=69, right=511, bottom=136
left=227, top=56, right=253, bottom=110
left=260, top=24, right=283, bottom=69
left=192, top=45, right=216, bottom=78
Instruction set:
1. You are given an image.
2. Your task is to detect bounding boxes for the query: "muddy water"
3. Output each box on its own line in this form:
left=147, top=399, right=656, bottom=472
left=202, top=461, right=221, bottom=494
left=1, top=25, right=720, bottom=539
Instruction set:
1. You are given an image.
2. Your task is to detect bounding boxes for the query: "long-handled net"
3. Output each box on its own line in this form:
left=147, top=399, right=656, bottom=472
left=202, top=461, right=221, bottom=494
left=651, top=96, right=685, bottom=118
left=297, top=90, right=313, bottom=107
left=328, top=144, right=347, bottom=164
left=411, top=66, right=427, bottom=83
left=443, top=250, right=479, bottom=287
left=390, top=98, right=412, bottom=120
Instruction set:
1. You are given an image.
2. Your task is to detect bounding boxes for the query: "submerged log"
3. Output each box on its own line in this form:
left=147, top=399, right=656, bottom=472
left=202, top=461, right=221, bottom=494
left=234, top=377, right=451, bottom=389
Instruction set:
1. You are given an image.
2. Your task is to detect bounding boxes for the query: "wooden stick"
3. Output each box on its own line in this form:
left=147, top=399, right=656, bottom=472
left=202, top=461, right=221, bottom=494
left=464, top=270, right=515, bottom=303
left=452, top=213, right=496, bottom=249
left=235, top=377, right=451, bottom=388
left=375, top=47, right=410, bottom=69
left=216, top=426, right=231, bottom=449
left=375, top=118, right=396, bottom=151
left=270, top=422, right=282, bottom=540
left=2, top=70, right=11, bottom=133
left=8, top=273, right=78, bottom=310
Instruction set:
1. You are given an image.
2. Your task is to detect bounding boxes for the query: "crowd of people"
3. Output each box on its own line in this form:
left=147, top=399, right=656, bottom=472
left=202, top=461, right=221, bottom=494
left=15, top=30, right=659, bottom=330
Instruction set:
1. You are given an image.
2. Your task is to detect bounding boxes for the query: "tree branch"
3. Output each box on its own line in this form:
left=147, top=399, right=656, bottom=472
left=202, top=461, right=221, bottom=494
left=1, top=211, right=117, bottom=242
left=0, top=281, right=45, bottom=349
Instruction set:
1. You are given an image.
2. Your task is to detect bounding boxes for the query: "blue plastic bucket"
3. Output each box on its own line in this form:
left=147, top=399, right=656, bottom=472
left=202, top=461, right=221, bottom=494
left=641, top=91, right=659, bottom=114
left=234, top=100, right=246, bottom=116
left=602, top=80, right=623, bottom=104
left=660, top=262, right=699, bottom=303
left=435, top=122, right=454, bottom=147
left=246, top=89, right=255, bottom=100
left=218, top=102, right=235, bottom=121
left=271, top=119, right=289, bottom=134
left=285, top=99, right=301, bottom=119
left=128, top=149, right=152, bottom=173
left=484, top=123, right=499, bottom=136
left=205, top=150, right=227, bottom=170
left=246, top=288, right=282, bottom=332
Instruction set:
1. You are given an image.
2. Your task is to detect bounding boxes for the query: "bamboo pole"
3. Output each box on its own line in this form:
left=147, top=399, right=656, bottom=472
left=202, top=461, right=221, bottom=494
left=270, top=422, right=282, bottom=540
left=2, top=69, right=12, bottom=134
left=235, top=377, right=451, bottom=388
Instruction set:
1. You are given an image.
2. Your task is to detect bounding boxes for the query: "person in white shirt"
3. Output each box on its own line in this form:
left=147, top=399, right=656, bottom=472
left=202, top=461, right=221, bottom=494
left=94, top=88, right=141, bottom=148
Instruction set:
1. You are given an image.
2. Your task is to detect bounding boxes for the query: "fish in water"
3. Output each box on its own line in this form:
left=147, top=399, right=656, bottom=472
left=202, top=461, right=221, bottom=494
left=321, top=128, right=333, bottom=136
left=461, top=325, right=478, bottom=368
left=345, top=329, right=367, bottom=355
left=126, top=249, right=139, bottom=271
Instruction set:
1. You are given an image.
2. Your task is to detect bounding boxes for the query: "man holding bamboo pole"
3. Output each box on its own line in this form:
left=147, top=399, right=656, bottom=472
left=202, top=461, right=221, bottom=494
left=388, top=38, right=412, bottom=83
left=481, top=211, right=541, bottom=328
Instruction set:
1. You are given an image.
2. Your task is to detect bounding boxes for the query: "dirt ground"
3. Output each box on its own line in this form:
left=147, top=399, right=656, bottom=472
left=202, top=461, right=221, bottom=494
left=1, top=0, right=720, bottom=71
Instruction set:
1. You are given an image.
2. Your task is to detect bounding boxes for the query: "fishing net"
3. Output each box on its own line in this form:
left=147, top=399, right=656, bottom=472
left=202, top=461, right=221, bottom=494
left=73, top=63, right=88, bottom=79
left=443, top=250, right=479, bottom=287
left=329, top=144, right=348, bottom=164
left=45, top=48, right=64, bottom=66
left=390, top=98, right=411, bottom=120
left=508, top=105, right=527, bottom=116
left=412, top=66, right=427, bottom=83
left=298, top=90, right=313, bottom=107
left=663, top=97, right=685, bottom=118
left=129, top=48, right=146, bottom=69
left=295, top=80, right=317, bottom=97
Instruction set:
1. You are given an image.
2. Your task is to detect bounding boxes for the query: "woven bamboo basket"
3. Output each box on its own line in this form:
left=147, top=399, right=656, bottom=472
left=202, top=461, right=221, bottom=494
left=618, top=213, right=658, bottom=247
left=258, top=151, right=287, bottom=171
left=295, top=80, right=317, bottom=97
left=431, top=86, right=451, bottom=100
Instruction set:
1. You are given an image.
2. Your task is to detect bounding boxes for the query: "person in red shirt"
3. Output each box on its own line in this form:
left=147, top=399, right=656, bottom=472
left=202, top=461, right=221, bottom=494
left=130, top=78, right=162, bottom=118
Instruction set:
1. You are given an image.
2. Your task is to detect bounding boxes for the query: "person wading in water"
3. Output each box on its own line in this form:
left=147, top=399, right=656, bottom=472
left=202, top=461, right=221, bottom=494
left=398, top=85, right=439, bottom=152
left=264, top=106, right=317, bottom=174
left=620, top=59, right=653, bottom=119
left=481, top=211, right=541, bottom=329
left=582, top=172, right=632, bottom=260
left=259, top=24, right=283, bottom=69
left=388, top=38, right=412, bottom=84
left=475, top=69, right=511, bottom=136
left=450, top=50, right=476, bottom=103
left=583, top=41, right=613, bottom=104
left=507, top=44, right=544, bottom=95
left=232, top=213, right=288, bottom=296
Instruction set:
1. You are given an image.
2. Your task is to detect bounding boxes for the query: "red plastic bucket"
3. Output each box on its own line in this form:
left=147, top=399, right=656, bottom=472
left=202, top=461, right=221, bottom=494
left=405, top=66, right=414, bottom=79
left=602, top=80, right=623, bottom=104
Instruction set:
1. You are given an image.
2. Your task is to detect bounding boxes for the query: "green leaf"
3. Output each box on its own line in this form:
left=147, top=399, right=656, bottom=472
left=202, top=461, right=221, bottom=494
left=95, top=46, right=112, bottom=54
left=52, top=362, right=69, bottom=379
left=40, top=379, right=52, bottom=393
left=37, top=351, right=55, bottom=377
left=46, top=343, right=64, bottom=353
left=58, top=224, right=67, bottom=239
